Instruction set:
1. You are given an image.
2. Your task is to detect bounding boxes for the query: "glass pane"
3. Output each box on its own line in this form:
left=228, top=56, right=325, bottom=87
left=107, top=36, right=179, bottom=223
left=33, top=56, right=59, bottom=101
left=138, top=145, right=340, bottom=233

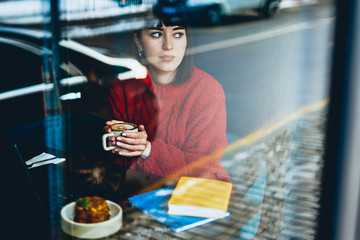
left=0, top=0, right=336, bottom=239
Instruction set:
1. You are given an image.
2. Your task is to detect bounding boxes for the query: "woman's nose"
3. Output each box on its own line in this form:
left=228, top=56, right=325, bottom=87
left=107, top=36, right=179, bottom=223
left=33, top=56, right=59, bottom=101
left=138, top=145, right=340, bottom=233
left=162, top=34, right=174, bottom=51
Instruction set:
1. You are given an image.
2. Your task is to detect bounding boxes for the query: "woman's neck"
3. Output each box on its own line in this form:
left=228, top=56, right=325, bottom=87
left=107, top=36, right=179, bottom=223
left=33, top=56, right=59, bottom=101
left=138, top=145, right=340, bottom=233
left=148, top=66, right=176, bottom=85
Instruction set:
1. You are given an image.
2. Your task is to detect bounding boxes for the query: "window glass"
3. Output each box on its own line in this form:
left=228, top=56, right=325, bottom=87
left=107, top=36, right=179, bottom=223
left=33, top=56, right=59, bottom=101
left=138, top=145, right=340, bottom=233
left=0, top=40, right=46, bottom=130
left=0, top=0, right=336, bottom=239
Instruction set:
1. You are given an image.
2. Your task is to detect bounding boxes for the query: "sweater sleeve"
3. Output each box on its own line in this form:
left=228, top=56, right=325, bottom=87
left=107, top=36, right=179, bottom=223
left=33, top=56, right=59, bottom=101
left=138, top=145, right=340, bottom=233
left=135, top=83, right=231, bottom=183
left=108, top=78, right=158, bottom=141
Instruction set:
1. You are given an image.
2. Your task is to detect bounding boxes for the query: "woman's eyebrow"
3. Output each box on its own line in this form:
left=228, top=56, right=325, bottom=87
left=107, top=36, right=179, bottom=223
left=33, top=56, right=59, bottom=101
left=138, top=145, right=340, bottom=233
left=173, top=26, right=185, bottom=31
left=146, top=26, right=185, bottom=31
left=147, top=27, right=164, bottom=31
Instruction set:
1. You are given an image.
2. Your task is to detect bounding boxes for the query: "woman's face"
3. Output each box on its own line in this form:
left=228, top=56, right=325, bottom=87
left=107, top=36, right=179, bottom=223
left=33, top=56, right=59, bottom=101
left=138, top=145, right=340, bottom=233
left=136, top=24, right=187, bottom=79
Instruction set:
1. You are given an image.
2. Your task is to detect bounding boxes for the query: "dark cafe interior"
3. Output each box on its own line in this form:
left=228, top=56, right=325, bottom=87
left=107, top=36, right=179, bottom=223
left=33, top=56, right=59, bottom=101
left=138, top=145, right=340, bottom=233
left=1, top=0, right=360, bottom=239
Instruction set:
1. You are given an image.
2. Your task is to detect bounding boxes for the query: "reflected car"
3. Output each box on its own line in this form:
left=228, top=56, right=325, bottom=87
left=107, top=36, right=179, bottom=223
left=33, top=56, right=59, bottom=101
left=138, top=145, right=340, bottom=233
left=185, top=0, right=282, bottom=25
left=0, top=26, right=146, bottom=136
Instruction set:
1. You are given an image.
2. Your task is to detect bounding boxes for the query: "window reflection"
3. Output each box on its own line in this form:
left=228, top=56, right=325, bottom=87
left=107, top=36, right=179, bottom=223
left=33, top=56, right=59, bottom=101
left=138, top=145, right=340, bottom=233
left=0, top=0, right=336, bottom=239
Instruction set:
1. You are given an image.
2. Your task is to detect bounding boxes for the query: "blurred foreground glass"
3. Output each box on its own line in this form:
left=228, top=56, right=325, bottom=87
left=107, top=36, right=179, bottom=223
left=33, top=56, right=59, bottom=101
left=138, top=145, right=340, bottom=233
left=0, top=0, right=337, bottom=239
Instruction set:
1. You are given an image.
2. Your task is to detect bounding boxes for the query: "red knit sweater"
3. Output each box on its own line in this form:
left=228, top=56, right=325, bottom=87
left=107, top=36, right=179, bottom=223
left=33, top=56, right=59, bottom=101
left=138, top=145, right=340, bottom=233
left=109, top=67, right=231, bottom=183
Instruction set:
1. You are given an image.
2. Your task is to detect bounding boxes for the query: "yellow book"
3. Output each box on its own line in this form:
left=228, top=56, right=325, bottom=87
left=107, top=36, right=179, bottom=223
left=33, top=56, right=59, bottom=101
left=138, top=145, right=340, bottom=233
left=167, top=177, right=232, bottom=218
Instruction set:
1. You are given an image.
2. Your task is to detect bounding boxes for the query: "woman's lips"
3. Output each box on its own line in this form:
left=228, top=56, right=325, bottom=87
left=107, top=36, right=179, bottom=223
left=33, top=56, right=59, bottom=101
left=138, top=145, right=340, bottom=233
left=159, top=55, right=175, bottom=62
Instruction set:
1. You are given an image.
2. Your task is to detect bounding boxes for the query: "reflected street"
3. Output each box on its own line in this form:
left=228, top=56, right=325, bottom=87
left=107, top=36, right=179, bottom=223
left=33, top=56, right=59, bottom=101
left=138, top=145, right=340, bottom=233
left=192, top=3, right=333, bottom=138
left=0, top=1, right=337, bottom=239
left=78, top=2, right=334, bottom=139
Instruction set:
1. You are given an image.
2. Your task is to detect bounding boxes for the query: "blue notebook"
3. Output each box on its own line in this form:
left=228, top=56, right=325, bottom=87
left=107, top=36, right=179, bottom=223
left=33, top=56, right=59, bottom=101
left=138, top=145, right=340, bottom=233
left=128, top=187, right=230, bottom=233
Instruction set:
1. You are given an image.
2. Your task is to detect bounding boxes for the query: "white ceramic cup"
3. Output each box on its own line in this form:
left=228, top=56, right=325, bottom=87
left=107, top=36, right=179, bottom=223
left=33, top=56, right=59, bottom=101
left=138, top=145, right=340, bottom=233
left=102, top=123, right=138, bottom=152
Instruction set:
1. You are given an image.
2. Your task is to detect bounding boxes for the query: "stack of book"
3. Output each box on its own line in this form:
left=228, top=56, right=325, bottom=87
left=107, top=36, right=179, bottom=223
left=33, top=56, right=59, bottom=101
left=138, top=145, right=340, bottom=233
left=128, top=177, right=232, bottom=232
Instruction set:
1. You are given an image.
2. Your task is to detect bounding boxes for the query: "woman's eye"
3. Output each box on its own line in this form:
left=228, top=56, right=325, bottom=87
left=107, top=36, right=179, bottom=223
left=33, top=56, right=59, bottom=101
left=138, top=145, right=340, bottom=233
left=150, top=32, right=161, bottom=38
left=174, top=32, right=184, bottom=38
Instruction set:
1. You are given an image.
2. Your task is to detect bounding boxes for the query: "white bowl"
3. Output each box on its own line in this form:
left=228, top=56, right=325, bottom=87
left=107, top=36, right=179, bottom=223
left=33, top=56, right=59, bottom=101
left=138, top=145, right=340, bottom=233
left=61, top=200, right=122, bottom=239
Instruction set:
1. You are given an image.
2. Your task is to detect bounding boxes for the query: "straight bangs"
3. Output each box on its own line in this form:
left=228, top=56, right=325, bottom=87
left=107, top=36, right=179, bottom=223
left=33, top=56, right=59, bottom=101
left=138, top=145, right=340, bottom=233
left=153, top=3, right=190, bottom=28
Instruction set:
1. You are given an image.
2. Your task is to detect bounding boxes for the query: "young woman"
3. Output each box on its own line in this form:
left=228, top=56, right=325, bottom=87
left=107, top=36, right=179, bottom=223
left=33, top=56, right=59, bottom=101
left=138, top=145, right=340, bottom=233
left=104, top=7, right=231, bottom=183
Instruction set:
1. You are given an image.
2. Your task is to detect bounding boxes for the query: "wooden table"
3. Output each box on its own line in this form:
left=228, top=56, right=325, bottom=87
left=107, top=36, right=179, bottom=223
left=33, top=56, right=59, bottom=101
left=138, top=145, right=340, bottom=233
left=9, top=115, right=263, bottom=239
left=115, top=193, right=261, bottom=240
left=18, top=145, right=261, bottom=240
left=60, top=166, right=262, bottom=240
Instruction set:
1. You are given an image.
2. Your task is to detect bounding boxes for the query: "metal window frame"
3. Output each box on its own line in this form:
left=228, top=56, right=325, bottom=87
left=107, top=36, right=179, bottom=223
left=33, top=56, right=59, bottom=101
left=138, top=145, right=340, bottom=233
left=318, top=0, right=360, bottom=239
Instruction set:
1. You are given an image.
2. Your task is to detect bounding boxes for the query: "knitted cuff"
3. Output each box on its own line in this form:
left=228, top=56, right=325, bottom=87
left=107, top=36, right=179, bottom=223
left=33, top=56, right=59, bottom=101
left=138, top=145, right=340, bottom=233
left=140, top=141, right=151, bottom=160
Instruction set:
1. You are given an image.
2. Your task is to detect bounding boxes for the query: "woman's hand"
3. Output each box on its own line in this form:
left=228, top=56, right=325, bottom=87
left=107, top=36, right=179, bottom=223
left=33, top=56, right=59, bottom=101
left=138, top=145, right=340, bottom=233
left=104, top=120, right=124, bottom=147
left=105, top=120, right=151, bottom=158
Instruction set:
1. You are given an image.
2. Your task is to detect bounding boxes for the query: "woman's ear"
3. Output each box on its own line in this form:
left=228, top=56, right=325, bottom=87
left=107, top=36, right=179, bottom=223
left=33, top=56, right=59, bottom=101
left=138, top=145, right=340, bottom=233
left=134, top=33, right=143, bottom=52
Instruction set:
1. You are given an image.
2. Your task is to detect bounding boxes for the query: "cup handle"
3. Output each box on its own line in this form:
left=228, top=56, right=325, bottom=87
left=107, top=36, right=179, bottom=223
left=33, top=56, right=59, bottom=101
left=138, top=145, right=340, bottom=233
left=102, top=132, right=115, bottom=151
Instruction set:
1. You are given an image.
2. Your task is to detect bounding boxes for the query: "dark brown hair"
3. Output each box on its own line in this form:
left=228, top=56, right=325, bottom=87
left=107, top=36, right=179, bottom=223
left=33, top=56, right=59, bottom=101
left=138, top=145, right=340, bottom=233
left=129, top=3, right=193, bottom=85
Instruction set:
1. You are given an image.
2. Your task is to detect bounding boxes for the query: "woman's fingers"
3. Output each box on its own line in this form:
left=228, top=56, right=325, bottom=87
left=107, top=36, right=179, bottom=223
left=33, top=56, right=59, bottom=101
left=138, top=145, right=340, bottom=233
left=120, top=129, right=147, bottom=140
left=138, top=124, right=145, bottom=131
left=116, top=141, right=146, bottom=151
left=109, top=123, right=148, bottom=157
left=111, top=147, right=144, bottom=157
left=107, top=136, right=116, bottom=146
left=117, top=150, right=144, bottom=157
left=106, top=120, right=125, bottom=126
left=114, top=134, right=147, bottom=151
left=116, top=137, right=147, bottom=146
